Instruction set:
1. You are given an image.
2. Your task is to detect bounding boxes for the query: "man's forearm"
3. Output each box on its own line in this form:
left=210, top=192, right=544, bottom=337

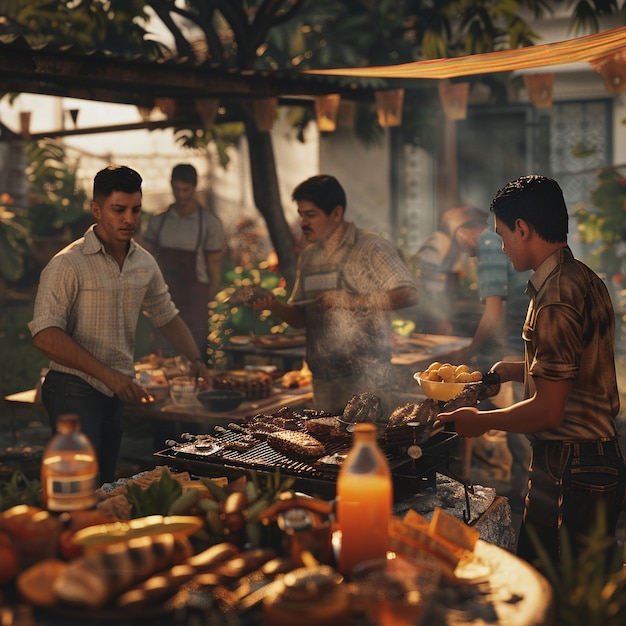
left=32, top=327, right=119, bottom=389
left=270, top=300, right=306, bottom=328
left=351, top=286, right=418, bottom=311
left=158, top=315, right=203, bottom=361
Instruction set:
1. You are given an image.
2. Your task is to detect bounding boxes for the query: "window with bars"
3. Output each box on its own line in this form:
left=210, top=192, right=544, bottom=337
left=457, top=99, right=612, bottom=218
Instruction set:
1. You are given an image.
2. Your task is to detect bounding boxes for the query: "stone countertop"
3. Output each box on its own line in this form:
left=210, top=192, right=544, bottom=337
left=395, top=473, right=516, bottom=551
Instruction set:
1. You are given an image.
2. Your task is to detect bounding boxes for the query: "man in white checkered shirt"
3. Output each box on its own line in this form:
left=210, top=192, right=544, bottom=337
left=29, top=165, right=209, bottom=483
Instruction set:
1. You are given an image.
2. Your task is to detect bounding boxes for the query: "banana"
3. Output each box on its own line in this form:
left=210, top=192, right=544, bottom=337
left=71, top=515, right=203, bottom=552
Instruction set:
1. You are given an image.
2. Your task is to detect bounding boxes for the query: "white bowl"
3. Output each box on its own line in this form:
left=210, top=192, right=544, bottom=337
left=414, top=374, right=470, bottom=402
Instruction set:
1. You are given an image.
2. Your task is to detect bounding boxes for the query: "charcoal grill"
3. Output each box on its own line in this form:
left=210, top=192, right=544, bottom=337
left=153, top=419, right=461, bottom=502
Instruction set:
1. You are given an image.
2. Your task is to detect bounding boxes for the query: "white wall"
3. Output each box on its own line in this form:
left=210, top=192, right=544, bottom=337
left=0, top=94, right=208, bottom=212
left=319, top=127, right=393, bottom=235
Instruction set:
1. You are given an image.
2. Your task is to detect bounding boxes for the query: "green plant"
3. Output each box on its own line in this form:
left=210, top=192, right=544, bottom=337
left=25, top=139, right=89, bottom=237
left=0, top=471, right=42, bottom=511
left=0, top=301, right=48, bottom=396
left=0, top=193, right=30, bottom=283
left=206, top=261, right=290, bottom=368
left=527, top=508, right=626, bottom=626
left=574, top=166, right=626, bottom=282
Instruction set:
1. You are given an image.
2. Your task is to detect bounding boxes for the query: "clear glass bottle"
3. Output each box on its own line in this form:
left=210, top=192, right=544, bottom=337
left=41, top=413, right=98, bottom=511
left=336, top=423, right=392, bottom=575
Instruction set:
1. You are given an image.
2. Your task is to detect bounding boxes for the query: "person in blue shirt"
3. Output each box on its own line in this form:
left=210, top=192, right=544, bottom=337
left=446, top=220, right=531, bottom=508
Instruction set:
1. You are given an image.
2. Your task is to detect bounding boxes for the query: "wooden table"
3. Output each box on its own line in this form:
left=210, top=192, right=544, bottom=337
left=222, top=343, right=306, bottom=371
left=429, top=539, right=554, bottom=625
left=4, top=386, right=314, bottom=429
left=224, top=332, right=473, bottom=371
left=26, top=481, right=550, bottom=626
left=391, top=332, right=473, bottom=367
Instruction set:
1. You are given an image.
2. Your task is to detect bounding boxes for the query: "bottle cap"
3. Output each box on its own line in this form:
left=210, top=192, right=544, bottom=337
left=353, top=423, right=377, bottom=434
left=56, top=413, right=81, bottom=430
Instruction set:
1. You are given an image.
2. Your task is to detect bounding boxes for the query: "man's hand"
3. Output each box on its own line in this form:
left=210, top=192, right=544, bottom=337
left=438, top=406, right=488, bottom=438
left=229, top=285, right=275, bottom=308
left=250, top=293, right=277, bottom=311
left=315, top=290, right=353, bottom=311
left=107, top=371, right=153, bottom=404
left=490, top=360, right=525, bottom=384
left=189, top=360, right=213, bottom=387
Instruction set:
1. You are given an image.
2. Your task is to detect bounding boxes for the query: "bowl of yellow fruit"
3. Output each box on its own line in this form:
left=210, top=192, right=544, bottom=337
left=414, top=362, right=482, bottom=401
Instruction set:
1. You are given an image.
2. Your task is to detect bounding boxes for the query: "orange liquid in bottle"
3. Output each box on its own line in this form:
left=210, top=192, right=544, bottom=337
left=336, top=423, right=392, bottom=575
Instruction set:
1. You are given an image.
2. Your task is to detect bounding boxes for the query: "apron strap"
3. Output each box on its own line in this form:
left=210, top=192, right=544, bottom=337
left=155, top=205, right=204, bottom=253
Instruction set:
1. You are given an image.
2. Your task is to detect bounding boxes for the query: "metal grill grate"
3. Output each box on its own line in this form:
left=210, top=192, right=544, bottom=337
left=154, top=421, right=459, bottom=494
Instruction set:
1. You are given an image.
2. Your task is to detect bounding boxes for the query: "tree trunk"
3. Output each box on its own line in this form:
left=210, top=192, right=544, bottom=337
left=0, top=273, right=8, bottom=308
left=244, top=118, right=298, bottom=289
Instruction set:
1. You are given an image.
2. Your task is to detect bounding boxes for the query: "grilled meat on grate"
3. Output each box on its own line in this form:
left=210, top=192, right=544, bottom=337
left=266, top=430, right=326, bottom=458
left=303, top=416, right=347, bottom=439
left=385, top=399, right=439, bottom=446
left=342, top=392, right=383, bottom=424
left=246, top=422, right=284, bottom=441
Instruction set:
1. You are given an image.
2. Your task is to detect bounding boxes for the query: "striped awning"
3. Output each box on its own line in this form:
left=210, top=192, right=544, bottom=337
left=306, top=25, right=626, bottom=80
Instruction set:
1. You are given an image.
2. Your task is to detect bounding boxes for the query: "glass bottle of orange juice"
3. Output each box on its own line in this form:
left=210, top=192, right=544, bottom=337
left=336, top=423, right=392, bottom=575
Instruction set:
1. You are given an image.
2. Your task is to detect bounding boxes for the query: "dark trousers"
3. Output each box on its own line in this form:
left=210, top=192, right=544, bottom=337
left=41, top=370, right=124, bottom=484
left=517, top=438, right=626, bottom=570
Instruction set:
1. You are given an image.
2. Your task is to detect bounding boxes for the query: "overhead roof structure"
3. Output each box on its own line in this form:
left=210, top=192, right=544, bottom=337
left=0, top=36, right=390, bottom=112
left=0, top=24, right=624, bottom=138
left=0, top=35, right=395, bottom=138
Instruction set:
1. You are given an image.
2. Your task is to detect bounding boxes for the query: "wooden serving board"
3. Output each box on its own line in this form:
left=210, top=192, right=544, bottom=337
left=391, top=334, right=471, bottom=366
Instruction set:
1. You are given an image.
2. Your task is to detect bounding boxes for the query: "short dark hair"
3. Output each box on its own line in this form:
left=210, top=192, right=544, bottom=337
left=171, top=163, right=198, bottom=185
left=292, top=175, right=346, bottom=215
left=490, top=175, right=568, bottom=243
left=93, top=165, right=142, bottom=204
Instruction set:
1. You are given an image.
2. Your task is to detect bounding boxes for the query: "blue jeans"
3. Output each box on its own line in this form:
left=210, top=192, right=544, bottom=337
left=41, top=370, right=124, bottom=484
left=517, top=438, right=626, bottom=570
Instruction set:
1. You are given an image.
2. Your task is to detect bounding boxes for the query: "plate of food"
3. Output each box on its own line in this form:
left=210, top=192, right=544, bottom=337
left=251, top=332, right=306, bottom=349
left=230, top=335, right=252, bottom=346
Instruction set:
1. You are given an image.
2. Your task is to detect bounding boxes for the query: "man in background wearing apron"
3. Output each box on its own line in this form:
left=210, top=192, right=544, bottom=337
left=141, top=163, right=225, bottom=357
left=244, top=174, right=418, bottom=416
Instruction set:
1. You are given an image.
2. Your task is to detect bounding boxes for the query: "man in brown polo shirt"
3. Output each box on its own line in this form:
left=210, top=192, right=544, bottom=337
left=440, top=175, right=626, bottom=570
